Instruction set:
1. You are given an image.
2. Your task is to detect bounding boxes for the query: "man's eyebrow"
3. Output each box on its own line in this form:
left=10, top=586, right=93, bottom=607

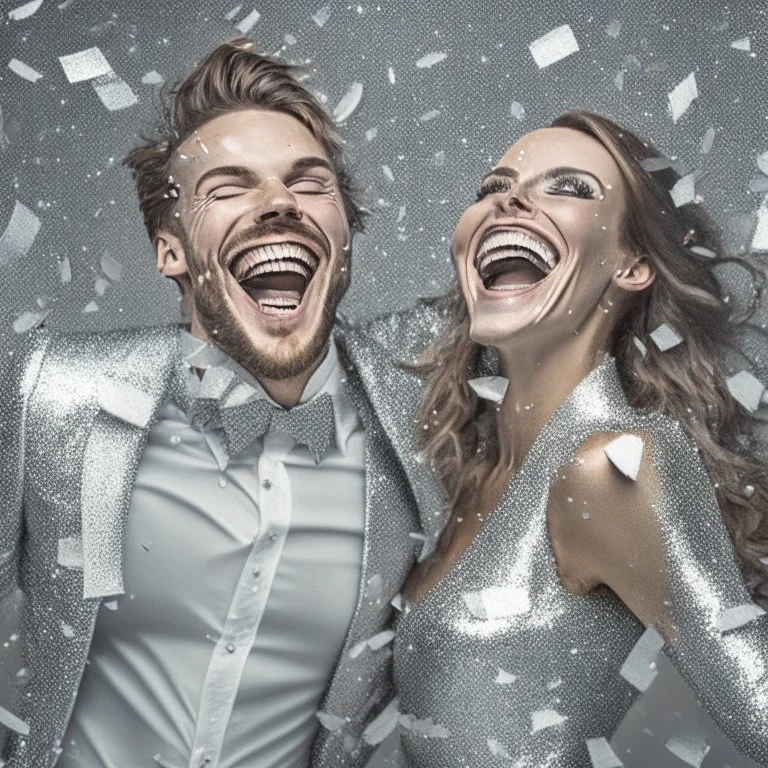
left=286, top=156, right=335, bottom=177
left=194, top=165, right=258, bottom=193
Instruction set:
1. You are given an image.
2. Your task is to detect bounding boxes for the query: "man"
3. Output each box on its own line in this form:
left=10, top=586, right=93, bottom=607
left=0, top=38, right=443, bottom=768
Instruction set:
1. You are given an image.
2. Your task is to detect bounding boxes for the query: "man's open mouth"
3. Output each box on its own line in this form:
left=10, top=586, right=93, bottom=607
left=475, top=229, right=558, bottom=291
left=231, top=242, right=320, bottom=314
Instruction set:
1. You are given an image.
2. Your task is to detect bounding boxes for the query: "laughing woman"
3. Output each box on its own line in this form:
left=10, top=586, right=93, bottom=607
left=394, top=112, right=768, bottom=766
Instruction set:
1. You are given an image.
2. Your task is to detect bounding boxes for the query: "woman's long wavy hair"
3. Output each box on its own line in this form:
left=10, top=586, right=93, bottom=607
left=414, top=110, right=768, bottom=603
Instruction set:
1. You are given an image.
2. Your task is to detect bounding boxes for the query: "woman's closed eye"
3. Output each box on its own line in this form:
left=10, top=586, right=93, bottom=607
left=546, top=174, right=598, bottom=199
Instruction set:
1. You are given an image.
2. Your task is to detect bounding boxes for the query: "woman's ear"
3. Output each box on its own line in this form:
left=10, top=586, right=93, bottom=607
left=155, top=231, right=189, bottom=278
left=614, top=256, right=656, bottom=293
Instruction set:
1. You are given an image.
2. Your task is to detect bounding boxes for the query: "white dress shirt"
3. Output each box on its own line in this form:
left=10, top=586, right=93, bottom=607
left=58, top=337, right=366, bottom=768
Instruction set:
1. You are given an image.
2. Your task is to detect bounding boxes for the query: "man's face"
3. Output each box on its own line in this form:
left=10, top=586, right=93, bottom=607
left=166, top=109, right=351, bottom=380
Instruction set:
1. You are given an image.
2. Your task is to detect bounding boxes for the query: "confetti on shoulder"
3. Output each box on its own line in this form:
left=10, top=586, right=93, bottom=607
left=603, top=434, right=644, bottom=482
left=529, top=24, right=579, bottom=69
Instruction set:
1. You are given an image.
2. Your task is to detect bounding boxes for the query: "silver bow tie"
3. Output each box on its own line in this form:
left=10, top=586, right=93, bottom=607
left=194, top=390, right=336, bottom=463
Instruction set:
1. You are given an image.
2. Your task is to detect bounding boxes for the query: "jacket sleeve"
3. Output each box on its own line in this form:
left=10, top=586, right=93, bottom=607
left=0, top=331, right=48, bottom=604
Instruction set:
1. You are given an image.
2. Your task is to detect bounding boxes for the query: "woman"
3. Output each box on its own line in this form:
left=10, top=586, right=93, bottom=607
left=394, top=111, right=768, bottom=766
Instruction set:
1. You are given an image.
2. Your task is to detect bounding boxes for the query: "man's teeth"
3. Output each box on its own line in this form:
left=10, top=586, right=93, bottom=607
left=235, top=242, right=318, bottom=280
left=476, top=230, right=557, bottom=275
left=257, top=296, right=299, bottom=314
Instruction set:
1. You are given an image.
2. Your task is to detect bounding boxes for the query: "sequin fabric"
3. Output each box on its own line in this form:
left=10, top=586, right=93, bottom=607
left=393, top=358, right=768, bottom=767
left=0, top=316, right=430, bottom=768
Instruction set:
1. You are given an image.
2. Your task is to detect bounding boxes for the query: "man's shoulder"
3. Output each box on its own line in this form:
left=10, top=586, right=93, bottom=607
left=336, top=297, right=450, bottom=363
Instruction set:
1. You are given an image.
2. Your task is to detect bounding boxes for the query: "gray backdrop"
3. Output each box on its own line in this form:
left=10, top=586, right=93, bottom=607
left=1, top=0, right=766, bottom=765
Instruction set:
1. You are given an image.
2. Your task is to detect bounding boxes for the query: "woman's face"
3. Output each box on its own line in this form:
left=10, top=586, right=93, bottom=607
left=452, top=127, right=633, bottom=350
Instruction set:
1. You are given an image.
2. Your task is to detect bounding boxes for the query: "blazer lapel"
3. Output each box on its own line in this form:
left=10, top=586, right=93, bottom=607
left=80, top=327, right=180, bottom=599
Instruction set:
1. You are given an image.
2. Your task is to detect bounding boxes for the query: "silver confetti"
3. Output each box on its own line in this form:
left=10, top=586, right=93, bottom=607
left=468, top=375, right=509, bottom=404
left=0, top=200, right=40, bottom=265
left=716, top=603, right=767, bottom=633
left=726, top=370, right=765, bottom=412
left=667, top=72, right=698, bottom=123
left=415, top=51, right=447, bottom=69
left=8, top=0, right=44, bottom=21
left=649, top=322, right=683, bottom=351
left=665, top=732, right=710, bottom=767
left=670, top=173, right=696, bottom=208
left=312, top=6, right=331, bottom=27
left=689, top=245, right=717, bottom=259
left=633, top=336, right=647, bottom=358
left=487, top=738, right=512, bottom=758
left=333, top=82, right=363, bottom=124
left=92, top=72, right=138, bottom=111
left=61, top=622, right=75, bottom=638
left=400, top=713, right=449, bottom=738
left=141, top=70, right=165, bottom=85
left=614, top=71, right=624, bottom=91
left=382, top=165, right=394, bottom=182
left=224, top=4, right=242, bottom=21
left=58, top=46, right=113, bottom=83
left=82, top=300, right=99, bottom=313
left=12, top=309, right=49, bottom=334
left=419, top=109, right=441, bottom=122
left=57, top=536, right=84, bottom=569
left=751, top=193, right=768, bottom=252
left=235, top=8, right=261, bottom=33
left=699, top=127, right=716, bottom=154
left=640, top=156, right=673, bottom=172
left=101, top=251, right=124, bottom=281
left=59, top=256, right=72, bottom=283
left=530, top=708, right=568, bottom=734
left=603, top=434, right=644, bottom=481
left=362, top=698, right=400, bottom=745
left=730, top=37, right=751, bottom=52
left=316, top=711, right=346, bottom=731
left=462, top=585, right=531, bottom=620
left=0, top=705, right=29, bottom=736
left=586, top=737, right=623, bottom=767
left=387, top=67, right=395, bottom=85
left=494, top=668, right=517, bottom=685
left=605, top=20, right=622, bottom=38
left=619, top=625, right=665, bottom=691
left=528, top=25, right=580, bottom=69
left=365, top=126, right=378, bottom=142
left=509, top=101, right=525, bottom=120
left=7, top=58, right=43, bottom=82
left=757, top=150, right=768, bottom=177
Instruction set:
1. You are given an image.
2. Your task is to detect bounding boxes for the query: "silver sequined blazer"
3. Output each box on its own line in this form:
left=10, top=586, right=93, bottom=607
left=0, top=304, right=447, bottom=768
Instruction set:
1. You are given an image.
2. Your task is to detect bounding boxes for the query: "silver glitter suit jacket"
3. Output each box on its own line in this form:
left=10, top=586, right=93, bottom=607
left=0, top=303, right=447, bottom=768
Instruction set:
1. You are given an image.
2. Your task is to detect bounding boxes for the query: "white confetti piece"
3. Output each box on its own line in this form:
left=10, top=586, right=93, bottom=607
left=640, top=156, right=673, bottom=172
left=689, top=245, right=717, bottom=259
left=235, top=8, right=261, bottom=33
left=312, top=6, right=331, bottom=27
left=391, top=593, right=405, bottom=611
left=488, top=738, right=512, bottom=758
left=605, top=20, right=622, bottom=38
left=649, top=323, right=683, bottom=351
left=57, top=536, right=83, bottom=568
left=665, top=732, right=710, bottom=767
left=8, top=0, right=44, bottom=21
left=12, top=309, right=49, bottom=334
left=333, top=82, right=363, bottom=123
left=400, top=714, right=449, bottom=738
left=670, top=173, right=696, bottom=208
left=101, top=251, right=124, bottom=281
left=529, top=25, right=579, bottom=69
left=633, top=337, right=647, bottom=358
left=415, top=51, right=447, bottom=69
left=82, top=300, right=99, bottom=313
left=603, top=435, right=643, bottom=480
left=397, top=205, right=406, bottom=223
left=468, top=375, right=509, bottom=404
left=382, top=165, right=394, bottom=182
left=751, top=194, right=768, bottom=252
left=103, top=599, right=118, bottom=611
left=433, top=150, right=445, bottom=167
left=715, top=603, right=766, bottom=632
left=362, top=698, right=401, bottom=745
left=387, top=66, right=395, bottom=84
left=462, top=585, right=530, bottom=620
left=224, top=4, right=242, bottom=21
left=59, top=256, right=72, bottom=283
left=699, top=127, right=716, bottom=154
left=620, top=625, right=664, bottom=691
left=92, top=72, right=138, bottom=111
left=316, top=711, right=346, bottom=731
left=0, top=704, right=29, bottom=736
left=0, top=200, right=40, bottom=265
left=97, top=377, right=155, bottom=429
left=494, top=668, right=517, bottom=685
left=614, top=70, right=624, bottom=91
left=8, top=58, right=43, bottom=82
left=586, top=737, right=623, bottom=767
left=94, top=276, right=109, bottom=296
left=59, top=46, right=112, bottom=82
left=510, top=101, right=525, bottom=120
left=530, top=708, right=567, bottom=734
left=61, top=622, right=75, bottom=638
left=730, top=37, right=750, bottom=52
left=365, top=126, right=378, bottom=142
left=726, top=370, right=765, bottom=412
left=667, top=72, right=698, bottom=123
left=141, top=70, right=164, bottom=85
left=349, top=629, right=395, bottom=658
left=756, top=151, right=768, bottom=177
left=419, top=109, right=441, bottom=122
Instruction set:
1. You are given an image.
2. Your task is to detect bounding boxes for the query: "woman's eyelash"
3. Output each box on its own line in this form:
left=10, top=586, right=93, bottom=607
left=548, top=175, right=596, bottom=198
left=476, top=178, right=513, bottom=201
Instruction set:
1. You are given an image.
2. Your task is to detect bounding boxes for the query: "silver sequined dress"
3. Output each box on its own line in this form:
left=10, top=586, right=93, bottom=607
left=394, top=358, right=768, bottom=767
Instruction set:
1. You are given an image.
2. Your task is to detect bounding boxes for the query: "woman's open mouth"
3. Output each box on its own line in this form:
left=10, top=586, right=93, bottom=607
left=231, top=242, right=320, bottom=315
left=475, top=230, right=558, bottom=292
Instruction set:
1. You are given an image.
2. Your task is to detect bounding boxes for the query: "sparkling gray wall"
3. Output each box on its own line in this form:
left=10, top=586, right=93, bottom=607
left=1, top=0, right=767, bottom=765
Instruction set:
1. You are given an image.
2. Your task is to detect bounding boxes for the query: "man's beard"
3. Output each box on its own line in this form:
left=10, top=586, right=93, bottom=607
left=184, top=226, right=350, bottom=381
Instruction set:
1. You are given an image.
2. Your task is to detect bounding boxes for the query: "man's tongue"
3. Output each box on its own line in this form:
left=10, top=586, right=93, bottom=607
left=239, top=273, right=305, bottom=309
left=486, top=255, right=546, bottom=290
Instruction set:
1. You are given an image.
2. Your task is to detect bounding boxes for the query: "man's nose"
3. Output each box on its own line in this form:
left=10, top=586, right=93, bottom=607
left=256, top=179, right=302, bottom=221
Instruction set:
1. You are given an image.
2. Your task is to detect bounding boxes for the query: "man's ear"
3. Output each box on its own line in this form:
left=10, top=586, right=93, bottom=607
left=155, top=231, right=189, bottom=278
left=614, top=256, right=656, bottom=293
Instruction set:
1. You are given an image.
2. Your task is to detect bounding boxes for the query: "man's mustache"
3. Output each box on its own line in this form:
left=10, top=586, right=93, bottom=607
left=222, top=220, right=329, bottom=267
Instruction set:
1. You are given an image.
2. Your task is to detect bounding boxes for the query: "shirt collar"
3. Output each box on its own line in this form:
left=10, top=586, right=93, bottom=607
left=179, top=330, right=358, bottom=454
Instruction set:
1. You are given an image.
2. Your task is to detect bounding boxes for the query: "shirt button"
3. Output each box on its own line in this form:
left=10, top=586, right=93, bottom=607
left=261, top=479, right=272, bottom=489
left=226, top=643, right=235, bottom=653
left=268, top=532, right=278, bottom=542
left=253, top=568, right=261, bottom=577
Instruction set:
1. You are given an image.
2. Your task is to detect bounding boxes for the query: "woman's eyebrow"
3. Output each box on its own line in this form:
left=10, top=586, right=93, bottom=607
left=480, top=164, right=605, bottom=194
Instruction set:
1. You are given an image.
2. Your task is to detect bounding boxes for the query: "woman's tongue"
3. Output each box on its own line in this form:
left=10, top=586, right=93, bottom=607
left=239, top=272, right=305, bottom=309
left=486, top=257, right=545, bottom=290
